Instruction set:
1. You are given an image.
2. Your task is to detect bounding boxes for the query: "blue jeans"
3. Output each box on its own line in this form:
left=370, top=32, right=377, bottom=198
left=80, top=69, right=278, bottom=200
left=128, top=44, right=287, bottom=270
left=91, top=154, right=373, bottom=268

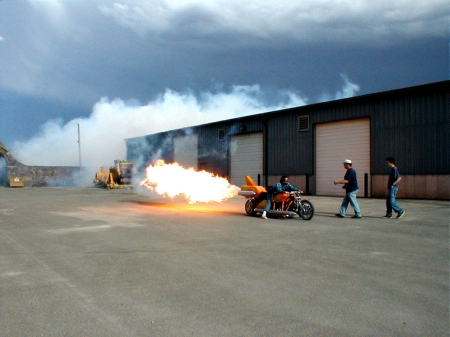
left=386, top=186, right=403, bottom=215
left=339, top=189, right=361, bottom=217
left=263, top=192, right=274, bottom=212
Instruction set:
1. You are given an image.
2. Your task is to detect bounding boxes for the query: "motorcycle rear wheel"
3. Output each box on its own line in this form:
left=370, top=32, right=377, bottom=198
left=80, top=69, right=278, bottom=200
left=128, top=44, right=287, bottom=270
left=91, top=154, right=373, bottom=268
left=298, top=200, right=314, bottom=220
left=245, top=199, right=257, bottom=216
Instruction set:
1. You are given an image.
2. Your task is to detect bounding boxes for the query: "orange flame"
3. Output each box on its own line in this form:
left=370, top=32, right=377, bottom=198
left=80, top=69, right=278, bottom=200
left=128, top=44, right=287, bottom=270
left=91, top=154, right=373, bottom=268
left=140, top=160, right=239, bottom=204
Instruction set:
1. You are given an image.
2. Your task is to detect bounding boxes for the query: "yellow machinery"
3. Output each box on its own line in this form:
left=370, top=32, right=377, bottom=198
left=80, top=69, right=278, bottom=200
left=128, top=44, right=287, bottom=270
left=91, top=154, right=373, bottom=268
left=94, top=160, right=134, bottom=189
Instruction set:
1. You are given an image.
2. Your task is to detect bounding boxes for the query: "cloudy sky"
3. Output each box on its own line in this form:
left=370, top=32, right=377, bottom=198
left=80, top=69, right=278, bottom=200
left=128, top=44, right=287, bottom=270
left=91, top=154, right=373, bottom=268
left=0, top=0, right=448, bottom=168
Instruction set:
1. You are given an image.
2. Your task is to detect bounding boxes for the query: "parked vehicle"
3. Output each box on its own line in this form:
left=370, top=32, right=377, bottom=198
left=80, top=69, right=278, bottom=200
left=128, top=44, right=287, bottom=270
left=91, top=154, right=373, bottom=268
left=238, top=175, right=314, bottom=220
left=94, top=160, right=134, bottom=189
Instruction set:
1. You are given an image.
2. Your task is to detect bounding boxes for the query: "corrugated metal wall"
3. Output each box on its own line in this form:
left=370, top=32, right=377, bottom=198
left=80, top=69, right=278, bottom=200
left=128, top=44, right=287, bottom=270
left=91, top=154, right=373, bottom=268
left=229, top=133, right=263, bottom=186
left=315, top=118, right=371, bottom=196
left=126, top=81, right=449, bottom=179
left=126, top=129, right=194, bottom=171
left=197, top=118, right=264, bottom=177
left=265, top=112, right=313, bottom=175
left=197, top=123, right=229, bottom=176
left=370, top=87, right=449, bottom=174
left=264, top=81, right=449, bottom=176
left=126, top=132, right=173, bottom=171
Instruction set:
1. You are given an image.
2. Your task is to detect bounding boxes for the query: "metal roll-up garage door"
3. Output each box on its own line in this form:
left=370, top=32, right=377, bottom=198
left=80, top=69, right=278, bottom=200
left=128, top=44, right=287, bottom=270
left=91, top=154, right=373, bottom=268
left=230, top=133, right=263, bottom=187
left=173, top=134, right=198, bottom=169
left=316, top=118, right=370, bottom=197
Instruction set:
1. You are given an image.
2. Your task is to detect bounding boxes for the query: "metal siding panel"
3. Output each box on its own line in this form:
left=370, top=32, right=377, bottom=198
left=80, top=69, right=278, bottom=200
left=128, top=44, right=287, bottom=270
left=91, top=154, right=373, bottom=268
left=173, top=134, right=198, bottom=169
left=266, top=114, right=313, bottom=175
left=316, top=118, right=370, bottom=196
left=126, top=81, right=449, bottom=179
left=371, top=88, right=449, bottom=175
left=198, top=126, right=228, bottom=176
left=230, top=133, right=263, bottom=186
left=125, top=133, right=174, bottom=171
left=197, top=117, right=264, bottom=178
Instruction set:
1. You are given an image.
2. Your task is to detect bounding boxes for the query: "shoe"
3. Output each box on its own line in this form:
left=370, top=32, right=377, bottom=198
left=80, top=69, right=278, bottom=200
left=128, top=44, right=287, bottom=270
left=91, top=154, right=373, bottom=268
left=261, top=211, right=267, bottom=219
left=351, top=215, right=362, bottom=219
left=335, top=213, right=344, bottom=218
left=396, top=211, right=405, bottom=219
left=383, top=214, right=393, bottom=219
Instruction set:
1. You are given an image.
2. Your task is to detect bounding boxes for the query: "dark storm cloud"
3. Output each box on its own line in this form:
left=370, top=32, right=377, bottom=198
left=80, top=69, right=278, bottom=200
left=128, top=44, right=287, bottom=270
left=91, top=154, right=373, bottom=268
left=0, top=0, right=447, bottom=167
left=99, top=1, right=447, bottom=45
left=1, top=0, right=446, bottom=105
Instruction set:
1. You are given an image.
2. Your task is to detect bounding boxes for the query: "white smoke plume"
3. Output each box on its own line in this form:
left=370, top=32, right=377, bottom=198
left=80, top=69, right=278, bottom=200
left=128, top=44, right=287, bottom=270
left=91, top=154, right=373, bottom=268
left=318, top=74, right=361, bottom=102
left=10, top=78, right=359, bottom=186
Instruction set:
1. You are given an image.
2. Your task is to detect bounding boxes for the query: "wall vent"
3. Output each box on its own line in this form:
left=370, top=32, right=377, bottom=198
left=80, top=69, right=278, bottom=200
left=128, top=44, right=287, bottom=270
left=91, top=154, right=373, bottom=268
left=218, top=128, right=226, bottom=141
left=298, top=115, right=310, bottom=132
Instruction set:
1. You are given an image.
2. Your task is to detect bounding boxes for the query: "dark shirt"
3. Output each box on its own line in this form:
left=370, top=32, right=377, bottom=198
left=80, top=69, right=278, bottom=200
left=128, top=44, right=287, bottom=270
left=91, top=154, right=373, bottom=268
left=388, top=166, right=401, bottom=188
left=344, top=168, right=359, bottom=193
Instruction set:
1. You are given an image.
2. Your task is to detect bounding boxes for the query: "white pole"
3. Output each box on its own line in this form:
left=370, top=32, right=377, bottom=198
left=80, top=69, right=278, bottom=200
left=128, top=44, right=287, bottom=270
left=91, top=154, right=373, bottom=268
left=78, top=124, right=82, bottom=168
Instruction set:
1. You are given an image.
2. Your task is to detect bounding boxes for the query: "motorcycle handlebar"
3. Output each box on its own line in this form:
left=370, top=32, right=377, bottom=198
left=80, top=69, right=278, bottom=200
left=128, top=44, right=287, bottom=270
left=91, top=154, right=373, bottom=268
left=288, top=191, right=303, bottom=195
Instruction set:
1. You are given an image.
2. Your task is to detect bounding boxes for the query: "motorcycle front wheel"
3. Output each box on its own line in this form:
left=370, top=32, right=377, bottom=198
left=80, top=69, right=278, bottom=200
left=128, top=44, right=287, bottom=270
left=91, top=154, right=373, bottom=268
left=245, top=199, right=257, bottom=216
left=298, top=200, right=314, bottom=220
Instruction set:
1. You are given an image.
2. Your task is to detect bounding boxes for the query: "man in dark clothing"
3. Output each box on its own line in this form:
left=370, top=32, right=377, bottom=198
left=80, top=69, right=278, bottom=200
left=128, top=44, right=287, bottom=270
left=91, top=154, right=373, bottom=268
left=261, top=175, right=299, bottom=219
left=333, top=159, right=362, bottom=218
left=384, top=157, right=405, bottom=219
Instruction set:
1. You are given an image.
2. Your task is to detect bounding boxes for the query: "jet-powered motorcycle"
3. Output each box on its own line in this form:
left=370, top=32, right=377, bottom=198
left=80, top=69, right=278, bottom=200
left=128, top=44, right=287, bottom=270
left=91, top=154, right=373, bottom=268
left=238, top=176, right=314, bottom=220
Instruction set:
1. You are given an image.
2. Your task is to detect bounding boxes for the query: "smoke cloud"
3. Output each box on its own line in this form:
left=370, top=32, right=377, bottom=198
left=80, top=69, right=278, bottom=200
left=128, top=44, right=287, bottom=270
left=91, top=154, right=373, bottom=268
left=9, top=78, right=359, bottom=186
left=319, top=74, right=361, bottom=102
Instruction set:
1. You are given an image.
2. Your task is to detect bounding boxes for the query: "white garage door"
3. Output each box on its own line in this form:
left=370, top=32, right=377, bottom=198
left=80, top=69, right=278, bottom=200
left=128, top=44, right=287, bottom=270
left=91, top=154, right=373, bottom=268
left=173, top=134, right=198, bottom=169
left=316, top=118, right=370, bottom=197
left=230, top=133, right=263, bottom=187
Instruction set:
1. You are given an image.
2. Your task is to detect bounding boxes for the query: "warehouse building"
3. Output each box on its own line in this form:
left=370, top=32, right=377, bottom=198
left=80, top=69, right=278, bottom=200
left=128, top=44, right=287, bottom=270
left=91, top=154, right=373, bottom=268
left=126, top=80, right=449, bottom=200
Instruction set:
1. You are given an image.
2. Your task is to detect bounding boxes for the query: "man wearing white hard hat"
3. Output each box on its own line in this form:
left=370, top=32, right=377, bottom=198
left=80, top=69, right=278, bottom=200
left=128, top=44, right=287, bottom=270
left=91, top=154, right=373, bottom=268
left=333, top=159, right=362, bottom=218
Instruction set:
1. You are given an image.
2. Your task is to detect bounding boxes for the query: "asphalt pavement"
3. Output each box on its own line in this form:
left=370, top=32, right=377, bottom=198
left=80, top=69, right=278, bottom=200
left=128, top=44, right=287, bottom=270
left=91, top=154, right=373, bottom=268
left=0, top=187, right=448, bottom=336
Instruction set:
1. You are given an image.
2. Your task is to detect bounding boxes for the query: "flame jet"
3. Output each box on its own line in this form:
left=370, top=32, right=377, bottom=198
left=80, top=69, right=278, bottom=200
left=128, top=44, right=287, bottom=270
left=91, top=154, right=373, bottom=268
left=141, top=160, right=239, bottom=204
